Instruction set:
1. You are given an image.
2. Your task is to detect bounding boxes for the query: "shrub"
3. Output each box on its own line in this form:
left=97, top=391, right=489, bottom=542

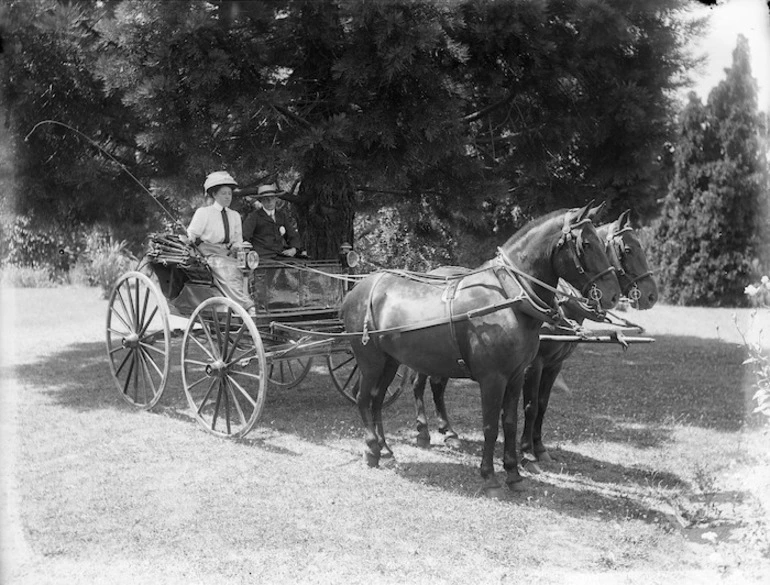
left=77, top=239, right=137, bottom=298
left=741, top=277, right=770, bottom=422
left=0, top=264, right=57, bottom=288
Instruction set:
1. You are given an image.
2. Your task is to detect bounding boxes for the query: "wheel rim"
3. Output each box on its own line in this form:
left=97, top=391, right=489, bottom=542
left=106, top=271, right=170, bottom=409
left=268, top=355, right=313, bottom=389
left=181, top=298, right=266, bottom=439
left=326, top=350, right=406, bottom=407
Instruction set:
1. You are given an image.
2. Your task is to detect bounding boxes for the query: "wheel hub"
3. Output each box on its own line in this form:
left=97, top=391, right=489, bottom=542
left=205, top=360, right=228, bottom=377
left=122, top=333, right=140, bottom=349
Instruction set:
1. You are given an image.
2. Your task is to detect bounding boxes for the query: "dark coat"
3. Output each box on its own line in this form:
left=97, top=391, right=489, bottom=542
left=242, top=207, right=302, bottom=258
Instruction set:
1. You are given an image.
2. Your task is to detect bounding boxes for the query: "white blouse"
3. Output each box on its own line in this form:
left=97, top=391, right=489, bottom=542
left=187, top=202, right=243, bottom=247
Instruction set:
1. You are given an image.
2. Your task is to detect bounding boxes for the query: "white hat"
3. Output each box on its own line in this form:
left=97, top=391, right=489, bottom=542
left=256, top=183, right=284, bottom=198
left=204, top=171, right=238, bottom=193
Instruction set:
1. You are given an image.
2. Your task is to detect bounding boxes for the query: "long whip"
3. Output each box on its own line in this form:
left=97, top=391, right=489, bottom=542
left=24, top=120, right=187, bottom=233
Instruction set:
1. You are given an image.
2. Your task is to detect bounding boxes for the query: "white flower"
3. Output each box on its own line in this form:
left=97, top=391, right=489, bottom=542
left=762, top=275, right=769, bottom=284
left=745, top=284, right=760, bottom=297
left=279, top=226, right=286, bottom=236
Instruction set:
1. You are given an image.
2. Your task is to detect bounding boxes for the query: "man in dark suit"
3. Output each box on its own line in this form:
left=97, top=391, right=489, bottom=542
left=242, top=183, right=305, bottom=259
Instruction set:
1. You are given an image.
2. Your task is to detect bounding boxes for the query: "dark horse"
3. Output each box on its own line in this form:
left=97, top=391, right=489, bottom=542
left=410, top=210, right=658, bottom=466
left=340, top=204, right=621, bottom=493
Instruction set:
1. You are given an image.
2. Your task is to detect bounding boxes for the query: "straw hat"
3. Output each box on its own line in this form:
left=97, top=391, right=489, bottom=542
left=203, top=171, right=237, bottom=193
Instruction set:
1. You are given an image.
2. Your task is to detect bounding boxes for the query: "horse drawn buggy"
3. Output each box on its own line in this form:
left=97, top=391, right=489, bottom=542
left=105, top=237, right=406, bottom=439
left=105, top=202, right=656, bottom=492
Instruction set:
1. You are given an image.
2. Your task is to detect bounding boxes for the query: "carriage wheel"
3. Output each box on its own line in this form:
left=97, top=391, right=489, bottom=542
left=268, top=355, right=313, bottom=389
left=326, top=349, right=408, bottom=408
left=106, top=271, right=171, bottom=410
left=181, top=297, right=267, bottom=439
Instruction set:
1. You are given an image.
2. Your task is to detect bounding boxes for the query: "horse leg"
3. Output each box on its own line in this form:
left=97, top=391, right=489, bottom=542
left=520, top=358, right=543, bottom=467
left=502, top=374, right=526, bottom=491
left=532, top=364, right=562, bottom=463
left=477, top=375, right=506, bottom=496
left=356, top=359, right=386, bottom=468
left=412, top=372, right=432, bottom=448
left=431, top=376, right=461, bottom=449
left=372, top=357, right=400, bottom=459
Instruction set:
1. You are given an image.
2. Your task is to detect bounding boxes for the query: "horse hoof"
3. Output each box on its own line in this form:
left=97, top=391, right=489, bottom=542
left=483, top=486, right=506, bottom=499
left=416, top=434, right=431, bottom=449
left=537, top=451, right=553, bottom=463
left=380, top=449, right=394, bottom=459
left=507, top=478, right=527, bottom=493
left=521, top=459, right=543, bottom=475
left=444, top=436, right=462, bottom=450
left=364, top=451, right=380, bottom=468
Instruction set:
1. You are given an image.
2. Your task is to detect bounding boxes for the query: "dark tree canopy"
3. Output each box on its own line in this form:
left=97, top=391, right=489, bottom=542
left=3, top=0, right=703, bottom=264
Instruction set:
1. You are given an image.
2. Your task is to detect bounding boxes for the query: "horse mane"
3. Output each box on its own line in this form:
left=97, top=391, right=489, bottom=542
left=505, top=208, right=567, bottom=246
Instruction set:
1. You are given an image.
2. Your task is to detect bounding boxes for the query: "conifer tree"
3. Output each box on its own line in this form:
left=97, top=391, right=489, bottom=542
left=651, top=35, right=769, bottom=306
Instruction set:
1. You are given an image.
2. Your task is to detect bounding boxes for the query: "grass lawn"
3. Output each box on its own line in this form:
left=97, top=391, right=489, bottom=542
left=1, top=286, right=769, bottom=584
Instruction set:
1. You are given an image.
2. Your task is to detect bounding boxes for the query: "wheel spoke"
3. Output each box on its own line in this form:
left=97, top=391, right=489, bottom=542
left=196, top=313, right=220, bottom=360
left=227, top=374, right=258, bottom=408
left=138, top=305, right=159, bottom=338
left=221, top=378, right=232, bottom=435
left=189, top=328, right=218, bottom=362
left=133, top=277, right=141, bottom=330
left=228, top=368, right=263, bottom=382
left=114, top=348, right=132, bottom=377
left=138, top=345, right=163, bottom=380
left=223, top=377, right=248, bottom=426
left=109, top=303, right=133, bottom=333
left=224, top=323, right=249, bottom=362
left=225, top=347, right=257, bottom=368
left=210, top=380, right=224, bottom=432
left=139, top=341, right=167, bottom=357
left=138, top=285, right=150, bottom=330
left=185, top=373, right=210, bottom=391
left=115, top=287, right=135, bottom=331
left=197, top=378, right=218, bottom=416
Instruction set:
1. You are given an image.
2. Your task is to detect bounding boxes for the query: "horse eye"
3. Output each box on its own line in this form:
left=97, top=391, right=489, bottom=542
left=624, top=246, right=632, bottom=254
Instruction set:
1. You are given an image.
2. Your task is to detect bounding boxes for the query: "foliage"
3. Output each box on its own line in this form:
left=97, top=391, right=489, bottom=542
left=650, top=35, right=770, bottom=306
left=3, top=214, right=86, bottom=276
left=74, top=236, right=137, bottom=298
left=740, top=278, right=770, bottom=422
left=0, top=264, right=58, bottom=288
left=4, top=0, right=702, bottom=260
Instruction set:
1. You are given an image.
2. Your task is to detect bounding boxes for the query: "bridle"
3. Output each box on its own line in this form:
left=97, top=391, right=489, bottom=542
left=605, top=227, right=654, bottom=303
left=557, top=217, right=615, bottom=303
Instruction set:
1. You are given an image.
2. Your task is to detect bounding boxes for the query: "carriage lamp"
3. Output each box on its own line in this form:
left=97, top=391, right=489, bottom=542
left=340, top=242, right=359, bottom=268
left=246, top=250, right=260, bottom=270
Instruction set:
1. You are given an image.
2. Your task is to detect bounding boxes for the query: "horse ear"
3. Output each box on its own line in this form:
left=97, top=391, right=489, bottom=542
left=587, top=201, right=606, bottom=222
left=618, top=209, right=632, bottom=228
left=573, top=200, right=594, bottom=223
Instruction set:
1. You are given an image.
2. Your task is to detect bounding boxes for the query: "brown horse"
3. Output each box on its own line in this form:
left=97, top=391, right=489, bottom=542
left=411, top=210, right=657, bottom=464
left=340, top=204, right=621, bottom=493
left=520, top=210, right=657, bottom=465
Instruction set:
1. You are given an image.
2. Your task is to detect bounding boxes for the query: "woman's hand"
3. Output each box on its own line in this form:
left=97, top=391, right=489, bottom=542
left=281, top=247, right=297, bottom=257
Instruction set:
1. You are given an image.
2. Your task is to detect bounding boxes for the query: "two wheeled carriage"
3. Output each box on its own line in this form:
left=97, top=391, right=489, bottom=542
left=105, top=235, right=407, bottom=439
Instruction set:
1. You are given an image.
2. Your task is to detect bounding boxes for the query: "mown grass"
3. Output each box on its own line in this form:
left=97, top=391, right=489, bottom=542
left=2, top=287, right=769, bottom=584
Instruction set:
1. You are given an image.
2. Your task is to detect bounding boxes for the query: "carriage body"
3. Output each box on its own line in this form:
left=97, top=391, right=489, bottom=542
left=105, top=234, right=406, bottom=440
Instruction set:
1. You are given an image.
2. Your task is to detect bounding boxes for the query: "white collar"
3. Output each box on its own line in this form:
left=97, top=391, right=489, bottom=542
left=213, top=202, right=226, bottom=212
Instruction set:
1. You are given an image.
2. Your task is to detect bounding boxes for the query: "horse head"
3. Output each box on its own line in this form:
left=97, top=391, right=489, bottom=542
left=603, top=210, right=658, bottom=309
left=551, top=202, right=621, bottom=311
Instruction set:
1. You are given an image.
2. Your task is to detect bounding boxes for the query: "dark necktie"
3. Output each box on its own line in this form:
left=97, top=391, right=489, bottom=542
left=221, top=208, right=230, bottom=244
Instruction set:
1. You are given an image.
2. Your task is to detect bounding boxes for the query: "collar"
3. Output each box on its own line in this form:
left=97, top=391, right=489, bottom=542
left=213, top=202, right=226, bottom=211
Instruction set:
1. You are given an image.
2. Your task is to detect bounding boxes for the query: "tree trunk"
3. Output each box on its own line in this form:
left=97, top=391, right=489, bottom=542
left=295, top=166, right=355, bottom=260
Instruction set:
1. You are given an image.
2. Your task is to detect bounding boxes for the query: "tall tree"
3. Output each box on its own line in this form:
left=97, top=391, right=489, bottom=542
left=651, top=35, right=769, bottom=306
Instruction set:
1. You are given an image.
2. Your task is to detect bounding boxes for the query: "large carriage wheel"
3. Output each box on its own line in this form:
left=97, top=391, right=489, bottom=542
left=268, top=354, right=313, bottom=389
left=181, top=297, right=267, bottom=439
left=326, top=349, right=408, bottom=408
left=106, top=271, right=171, bottom=410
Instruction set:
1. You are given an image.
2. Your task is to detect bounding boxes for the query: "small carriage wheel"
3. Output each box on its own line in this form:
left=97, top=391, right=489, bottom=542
left=268, top=355, right=314, bottom=389
left=326, top=349, right=407, bottom=408
left=181, top=297, right=267, bottom=439
left=105, top=271, right=171, bottom=410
